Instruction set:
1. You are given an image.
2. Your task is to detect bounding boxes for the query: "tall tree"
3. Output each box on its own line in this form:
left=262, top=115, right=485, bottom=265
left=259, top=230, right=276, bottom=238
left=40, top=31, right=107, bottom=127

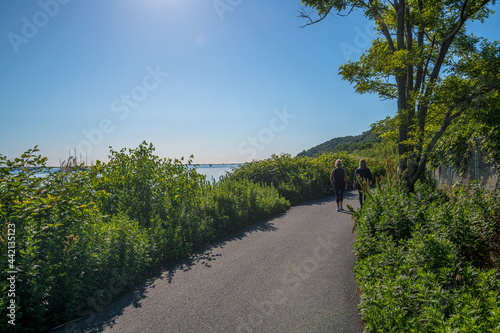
left=300, top=0, right=500, bottom=190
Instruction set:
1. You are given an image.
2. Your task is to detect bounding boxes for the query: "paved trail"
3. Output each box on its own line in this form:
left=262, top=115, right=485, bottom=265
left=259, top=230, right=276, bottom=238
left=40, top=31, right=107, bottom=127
left=55, top=192, right=363, bottom=333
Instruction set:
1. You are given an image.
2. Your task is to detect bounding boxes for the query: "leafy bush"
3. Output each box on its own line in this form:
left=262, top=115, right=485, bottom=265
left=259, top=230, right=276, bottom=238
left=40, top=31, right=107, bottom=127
left=88, top=142, right=205, bottom=229
left=195, top=177, right=290, bottom=242
left=230, top=152, right=385, bottom=205
left=0, top=148, right=159, bottom=331
left=0, top=143, right=290, bottom=331
left=353, top=174, right=500, bottom=332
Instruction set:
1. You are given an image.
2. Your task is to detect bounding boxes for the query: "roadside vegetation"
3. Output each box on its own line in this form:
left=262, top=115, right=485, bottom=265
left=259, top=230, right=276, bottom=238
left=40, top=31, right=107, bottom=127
left=230, top=152, right=385, bottom=205
left=0, top=142, right=290, bottom=331
left=0, top=142, right=381, bottom=331
left=353, top=163, right=500, bottom=332
left=295, top=1, right=500, bottom=327
left=3, top=0, right=499, bottom=330
left=2, top=140, right=499, bottom=332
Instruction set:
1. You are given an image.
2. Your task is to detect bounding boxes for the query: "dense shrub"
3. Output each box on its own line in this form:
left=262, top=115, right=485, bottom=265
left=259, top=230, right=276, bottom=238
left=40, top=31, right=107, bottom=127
left=230, top=152, right=385, bottom=205
left=230, top=153, right=326, bottom=205
left=195, top=177, right=290, bottom=242
left=0, top=143, right=289, bottom=331
left=88, top=142, right=205, bottom=229
left=353, top=174, right=500, bottom=332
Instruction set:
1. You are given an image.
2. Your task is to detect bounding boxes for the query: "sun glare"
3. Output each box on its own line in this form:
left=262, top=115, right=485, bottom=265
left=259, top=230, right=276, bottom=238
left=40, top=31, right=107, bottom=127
left=126, top=0, right=198, bottom=22
left=137, top=0, right=185, bottom=9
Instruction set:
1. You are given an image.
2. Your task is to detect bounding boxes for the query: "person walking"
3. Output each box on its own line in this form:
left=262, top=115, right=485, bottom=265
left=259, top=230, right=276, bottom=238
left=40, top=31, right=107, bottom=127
left=330, top=159, right=347, bottom=212
left=353, top=159, right=373, bottom=208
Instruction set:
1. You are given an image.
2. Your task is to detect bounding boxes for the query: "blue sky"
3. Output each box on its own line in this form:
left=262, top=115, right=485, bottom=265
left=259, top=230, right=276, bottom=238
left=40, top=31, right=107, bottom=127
left=0, top=1, right=499, bottom=165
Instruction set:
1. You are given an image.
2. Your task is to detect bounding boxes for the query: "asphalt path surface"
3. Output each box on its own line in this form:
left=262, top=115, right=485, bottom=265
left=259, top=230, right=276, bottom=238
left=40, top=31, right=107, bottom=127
left=53, top=192, right=363, bottom=333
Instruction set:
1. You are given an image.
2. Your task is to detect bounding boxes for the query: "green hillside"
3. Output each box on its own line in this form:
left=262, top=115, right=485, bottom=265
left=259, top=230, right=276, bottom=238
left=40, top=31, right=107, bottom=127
left=298, top=129, right=381, bottom=157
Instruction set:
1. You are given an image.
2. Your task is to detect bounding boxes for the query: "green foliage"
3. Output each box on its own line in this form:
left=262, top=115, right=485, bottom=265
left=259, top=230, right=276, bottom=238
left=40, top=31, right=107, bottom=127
left=301, top=0, right=500, bottom=188
left=196, top=177, right=290, bottom=242
left=297, top=126, right=397, bottom=160
left=88, top=142, right=204, bottom=228
left=0, top=143, right=289, bottom=331
left=230, top=153, right=324, bottom=205
left=230, top=152, right=385, bottom=205
left=432, top=87, right=500, bottom=171
left=353, top=174, right=500, bottom=332
left=297, top=133, right=368, bottom=157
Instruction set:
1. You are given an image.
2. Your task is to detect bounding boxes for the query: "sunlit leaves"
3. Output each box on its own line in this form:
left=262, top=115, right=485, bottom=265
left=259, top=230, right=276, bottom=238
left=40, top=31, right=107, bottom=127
left=300, top=0, right=499, bottom=187
left=0, top=144, right=295, bottom=330
left=354, top=176, right=500, bottom=331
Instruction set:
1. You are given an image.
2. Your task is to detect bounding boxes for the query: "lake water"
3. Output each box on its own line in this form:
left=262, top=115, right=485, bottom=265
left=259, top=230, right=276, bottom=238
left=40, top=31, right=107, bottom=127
left=6, top=164, right=241, bottom=183
left=194, top=164, right=240, bottom=182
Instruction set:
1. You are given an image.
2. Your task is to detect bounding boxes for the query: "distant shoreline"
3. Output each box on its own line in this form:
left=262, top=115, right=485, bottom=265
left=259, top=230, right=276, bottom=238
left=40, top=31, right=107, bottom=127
left=195, top=163, right=242, bottom=167
left=1, top=163, right=243, bottom=169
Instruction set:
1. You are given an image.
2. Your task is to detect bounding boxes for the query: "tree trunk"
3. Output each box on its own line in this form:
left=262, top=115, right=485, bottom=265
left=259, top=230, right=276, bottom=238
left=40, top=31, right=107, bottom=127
left=395, top=0, right=412, bottom=186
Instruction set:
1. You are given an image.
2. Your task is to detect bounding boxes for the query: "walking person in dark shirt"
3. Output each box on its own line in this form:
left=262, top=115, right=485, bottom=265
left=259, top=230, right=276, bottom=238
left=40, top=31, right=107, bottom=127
left=330, top=159, right=347, bottom=212
left=353, top=159, right=372, bottom=208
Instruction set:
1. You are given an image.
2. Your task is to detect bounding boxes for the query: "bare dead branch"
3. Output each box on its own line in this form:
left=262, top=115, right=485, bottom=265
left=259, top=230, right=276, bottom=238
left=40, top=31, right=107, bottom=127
left=297, top=7, right=334, bottom=28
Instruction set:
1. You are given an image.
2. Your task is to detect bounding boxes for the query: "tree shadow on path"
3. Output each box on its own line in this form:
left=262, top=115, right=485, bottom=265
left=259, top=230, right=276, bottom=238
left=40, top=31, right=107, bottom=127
left=163, top=217, right=280, bottom=283
left=50, top=192, right=364, bottom=333
left=50, top=215, right=281, bottom=333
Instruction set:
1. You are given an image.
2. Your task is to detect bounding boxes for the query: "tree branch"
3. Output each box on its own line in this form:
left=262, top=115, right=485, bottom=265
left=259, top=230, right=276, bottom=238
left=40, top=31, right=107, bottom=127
left=297, top=7, right=334, bottom=28
left=421, top=79, right=500, bottom=165
left=420, top=34, right=436, bottom=95
left=411, top=76, right=499, bottom=186
left=442, top=0, right=470, bottom=45
left=452, top=80, right=500, bottom=106
left=427, top=0, right=491, bottom=85
left=414, top=0, right=425, bottom=93
left=337, top=5, right=356, bottom=17
left=417, top=0, right=486, bottom=148
left=366, top=0, right=396, bottom=53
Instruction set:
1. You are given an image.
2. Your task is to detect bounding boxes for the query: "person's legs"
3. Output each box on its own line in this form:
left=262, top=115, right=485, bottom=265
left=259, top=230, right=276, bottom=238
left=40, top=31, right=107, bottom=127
left=339, top=187, right=344, bottom=210
left=334, top=184, right=341, bottom=211
left=358, top=190, right=363, bottom=207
